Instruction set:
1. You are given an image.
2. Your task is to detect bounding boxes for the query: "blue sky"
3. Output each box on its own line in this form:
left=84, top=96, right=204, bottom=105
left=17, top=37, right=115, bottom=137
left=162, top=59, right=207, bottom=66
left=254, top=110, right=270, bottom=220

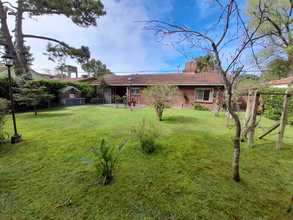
left=8, top=0, right=249, bottom=75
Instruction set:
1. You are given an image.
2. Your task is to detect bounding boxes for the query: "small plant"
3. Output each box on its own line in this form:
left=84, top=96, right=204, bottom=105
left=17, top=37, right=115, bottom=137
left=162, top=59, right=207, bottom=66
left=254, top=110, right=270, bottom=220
left=89, top=139, right=127, bottom=185
left=193, top=103, right=210, bottom=111
left=132, top=119, right=159, bottom=153
left=0, top=98, right=8, bottom=144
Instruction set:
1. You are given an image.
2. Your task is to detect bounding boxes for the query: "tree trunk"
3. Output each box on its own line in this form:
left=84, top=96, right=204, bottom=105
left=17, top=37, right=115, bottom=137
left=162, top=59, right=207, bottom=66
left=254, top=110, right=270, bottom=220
left=14, top=0, right=29, bottom=75
left=288, top=50, right=293, bottom=76
left=0, top=3, right=20, bottom=65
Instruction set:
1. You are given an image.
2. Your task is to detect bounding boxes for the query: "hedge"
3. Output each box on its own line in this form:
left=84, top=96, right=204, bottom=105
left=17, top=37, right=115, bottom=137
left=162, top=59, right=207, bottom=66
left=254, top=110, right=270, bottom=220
left=260, top=88, right=293, bottom=124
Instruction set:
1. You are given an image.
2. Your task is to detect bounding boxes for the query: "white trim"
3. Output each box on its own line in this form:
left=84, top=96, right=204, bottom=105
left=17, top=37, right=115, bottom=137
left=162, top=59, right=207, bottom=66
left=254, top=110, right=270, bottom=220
left=195, top=88, right=214, bottom=102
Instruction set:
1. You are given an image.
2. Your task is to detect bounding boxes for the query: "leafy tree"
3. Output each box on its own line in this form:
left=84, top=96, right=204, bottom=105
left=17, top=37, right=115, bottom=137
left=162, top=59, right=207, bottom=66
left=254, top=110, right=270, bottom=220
left=0, top=0, right=106, bottom=75
left=195, top=54, right=216, bottom=72
left=144, top=85, right=178, bottom=121
left=15, top=84, right=54, bottom=115
left=81, top=58, right=112, bottom=78
left=261, top=58, right=290, bottom=80
left=247, top=0, right=293, bottom=73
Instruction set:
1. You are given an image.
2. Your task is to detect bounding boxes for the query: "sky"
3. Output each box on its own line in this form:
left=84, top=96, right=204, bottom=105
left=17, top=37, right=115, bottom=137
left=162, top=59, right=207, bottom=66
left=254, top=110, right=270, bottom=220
left=6, top=0, right=249, bottom=76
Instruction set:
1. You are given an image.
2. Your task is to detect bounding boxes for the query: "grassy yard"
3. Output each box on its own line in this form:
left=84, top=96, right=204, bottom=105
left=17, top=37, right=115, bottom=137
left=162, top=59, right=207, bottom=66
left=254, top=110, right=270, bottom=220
left=0, top=106, right=293, bottom=220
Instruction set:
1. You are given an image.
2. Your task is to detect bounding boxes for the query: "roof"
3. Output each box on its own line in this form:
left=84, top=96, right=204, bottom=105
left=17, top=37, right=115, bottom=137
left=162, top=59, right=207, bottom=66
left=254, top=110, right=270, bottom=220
left=269, top=76, right=293, bottom=85
left=92, top=72, right=224, bottom=86
left=59, top=86, right=81, bottom=93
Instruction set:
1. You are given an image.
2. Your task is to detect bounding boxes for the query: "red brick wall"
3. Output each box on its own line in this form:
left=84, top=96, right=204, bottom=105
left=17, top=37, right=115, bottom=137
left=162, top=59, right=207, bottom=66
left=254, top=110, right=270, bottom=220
left=127, top=86, right=224, bottom=110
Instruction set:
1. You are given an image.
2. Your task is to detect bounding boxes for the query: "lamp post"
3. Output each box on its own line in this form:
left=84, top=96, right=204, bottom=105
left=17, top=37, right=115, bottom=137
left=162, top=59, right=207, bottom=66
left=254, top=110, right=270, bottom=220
left=2, top=53, right=22, bottom=144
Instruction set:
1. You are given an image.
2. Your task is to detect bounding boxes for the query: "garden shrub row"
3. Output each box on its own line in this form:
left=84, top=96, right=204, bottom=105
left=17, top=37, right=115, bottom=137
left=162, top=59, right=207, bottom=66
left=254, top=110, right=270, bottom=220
left=260, top=88, right=293, bottom=124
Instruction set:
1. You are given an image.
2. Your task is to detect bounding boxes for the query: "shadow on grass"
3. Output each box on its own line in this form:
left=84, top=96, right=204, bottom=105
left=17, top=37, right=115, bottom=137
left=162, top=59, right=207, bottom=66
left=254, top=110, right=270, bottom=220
left=23, top=112, right=74, bottom=119
left=163, top=115, right=197, bottom=124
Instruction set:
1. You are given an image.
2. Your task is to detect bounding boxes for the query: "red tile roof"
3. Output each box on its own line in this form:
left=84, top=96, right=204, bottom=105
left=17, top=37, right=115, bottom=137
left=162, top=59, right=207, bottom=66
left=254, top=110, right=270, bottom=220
left=269, top=76, right=293, bottom=85
left=93, top=72, right=224, bottom=86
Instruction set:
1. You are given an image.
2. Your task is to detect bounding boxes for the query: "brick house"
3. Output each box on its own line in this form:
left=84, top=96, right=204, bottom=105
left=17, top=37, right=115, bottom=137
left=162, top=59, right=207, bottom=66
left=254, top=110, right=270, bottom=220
left=268, top=76, right=293, bottom=88
left=91, top=61, right=225, bottom=110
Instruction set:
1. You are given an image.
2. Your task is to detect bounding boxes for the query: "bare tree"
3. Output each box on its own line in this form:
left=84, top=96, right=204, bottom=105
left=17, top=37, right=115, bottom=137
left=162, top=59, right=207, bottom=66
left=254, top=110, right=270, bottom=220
left=145, top=0, right=267, bottom=182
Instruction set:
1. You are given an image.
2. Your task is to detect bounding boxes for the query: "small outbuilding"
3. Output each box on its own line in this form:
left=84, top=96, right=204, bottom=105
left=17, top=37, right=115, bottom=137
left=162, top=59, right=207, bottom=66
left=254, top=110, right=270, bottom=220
left=59, top=86, right=85, bottom=106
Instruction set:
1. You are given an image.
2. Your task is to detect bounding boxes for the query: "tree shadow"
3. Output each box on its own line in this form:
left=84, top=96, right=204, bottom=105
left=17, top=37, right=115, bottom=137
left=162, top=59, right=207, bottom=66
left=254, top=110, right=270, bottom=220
left=23, top=112, right=74, bottom=119
left=163, top=115, right=198, bottom=124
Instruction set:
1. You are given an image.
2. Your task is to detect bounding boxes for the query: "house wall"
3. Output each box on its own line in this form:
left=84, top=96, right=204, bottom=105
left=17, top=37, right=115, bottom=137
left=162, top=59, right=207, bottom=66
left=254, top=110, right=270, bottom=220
left=108, top=85, right=225, bottom=110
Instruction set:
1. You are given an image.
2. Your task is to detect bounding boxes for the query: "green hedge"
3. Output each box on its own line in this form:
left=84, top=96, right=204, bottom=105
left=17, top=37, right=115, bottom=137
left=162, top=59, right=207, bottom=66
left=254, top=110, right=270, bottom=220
left=260, top=88, right=293, bottom=123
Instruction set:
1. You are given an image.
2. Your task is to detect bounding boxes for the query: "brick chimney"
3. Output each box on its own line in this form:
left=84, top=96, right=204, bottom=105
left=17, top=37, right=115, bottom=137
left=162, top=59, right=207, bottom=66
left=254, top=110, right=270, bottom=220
left=183, top=60, right=197, bottom=73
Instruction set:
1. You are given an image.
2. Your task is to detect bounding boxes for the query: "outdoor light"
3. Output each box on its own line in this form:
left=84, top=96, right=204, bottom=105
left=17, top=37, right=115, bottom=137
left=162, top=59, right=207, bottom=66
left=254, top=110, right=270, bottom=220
left=2, top=53, right=14, bottom=67
left=1, top=52, right=22, bottom=144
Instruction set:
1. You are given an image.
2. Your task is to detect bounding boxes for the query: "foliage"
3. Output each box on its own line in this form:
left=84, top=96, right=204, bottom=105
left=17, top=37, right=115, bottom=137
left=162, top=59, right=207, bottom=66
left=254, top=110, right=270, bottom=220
left=193, top=104, right=209, bottom=111
left=144, top=85, right=178, bottom=121
left=81, top=58, right=112, bottom=78
left=132, top=119, right=159, bottom=154
left=0, top=77, right=17, bottom=100
left=260, top=88, right=293, bottom=122
left=261, top=59, right=290, bottom=80
left=89, top=139, right=126, bottom=185
left=1, top=106, right=293, bottom=219
left=0, top=98, right=8, bottom=144
left=15, top=83, right=55, bottom=115
left=195, top=54, right=216, bottom=72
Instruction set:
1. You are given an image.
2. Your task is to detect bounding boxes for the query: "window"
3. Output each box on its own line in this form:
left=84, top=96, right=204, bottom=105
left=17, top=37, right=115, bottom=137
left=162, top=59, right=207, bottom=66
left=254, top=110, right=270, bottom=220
left=69, top=93, right=75, bottom=98
left=196, top=89, right=213, bottom=102
left=130, top=87, right=140, bottom=96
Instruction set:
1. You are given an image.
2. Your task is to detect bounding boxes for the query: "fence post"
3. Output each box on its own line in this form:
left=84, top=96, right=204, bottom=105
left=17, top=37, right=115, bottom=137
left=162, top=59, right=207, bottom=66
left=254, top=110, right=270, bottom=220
left=276, top=90, right=291, bottom=150
left=247, top=90, right=259, bottom=146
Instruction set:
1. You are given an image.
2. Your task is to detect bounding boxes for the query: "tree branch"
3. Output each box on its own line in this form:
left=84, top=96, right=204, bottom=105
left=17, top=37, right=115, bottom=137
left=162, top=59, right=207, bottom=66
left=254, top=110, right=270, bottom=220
left=23, top=34, right=70, bottom=48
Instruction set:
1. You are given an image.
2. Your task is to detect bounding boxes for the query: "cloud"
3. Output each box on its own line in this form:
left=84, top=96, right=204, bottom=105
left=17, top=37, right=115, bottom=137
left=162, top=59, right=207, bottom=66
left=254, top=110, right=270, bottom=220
left=7, top=0, right=178, bottom=75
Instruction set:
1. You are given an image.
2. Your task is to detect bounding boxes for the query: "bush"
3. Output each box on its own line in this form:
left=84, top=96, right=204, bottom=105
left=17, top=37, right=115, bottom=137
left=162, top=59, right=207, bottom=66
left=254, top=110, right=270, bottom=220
left=193, top=103, right=210, bottom=111
left=261, top=88, right=293, bottom=121
left=89, top=139, right=126, bottom=185
left=0, top=98, right=8, bottom=144
left=132, top=119, right=159, bottom=153
left=0, top=77, right=17, bottom=100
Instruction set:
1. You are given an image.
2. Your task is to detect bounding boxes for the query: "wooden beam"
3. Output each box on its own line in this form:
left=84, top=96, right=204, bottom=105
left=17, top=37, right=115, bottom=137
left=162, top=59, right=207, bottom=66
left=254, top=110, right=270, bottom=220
left=276, top=90, right=291, bottom=150
left=258, top=122, right=280, bottom=139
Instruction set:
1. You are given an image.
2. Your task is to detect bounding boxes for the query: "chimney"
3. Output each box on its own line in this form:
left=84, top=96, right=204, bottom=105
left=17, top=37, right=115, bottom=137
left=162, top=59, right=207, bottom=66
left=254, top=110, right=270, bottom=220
left=183, top=60, right=197, bottom=73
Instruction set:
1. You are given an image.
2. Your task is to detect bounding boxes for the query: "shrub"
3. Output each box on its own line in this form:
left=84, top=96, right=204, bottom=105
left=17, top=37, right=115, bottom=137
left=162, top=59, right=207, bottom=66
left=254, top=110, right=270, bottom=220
left=144, top=85, right=178, bottom=121
left=89, top=139, right=126, bottom=185
left=193, top=103, right=210, bottom=111
left=132, top=119, right=159, bottom=153
left=0, top=98, right=8, bottom=144
left=260, top=88, right=293, bottom=121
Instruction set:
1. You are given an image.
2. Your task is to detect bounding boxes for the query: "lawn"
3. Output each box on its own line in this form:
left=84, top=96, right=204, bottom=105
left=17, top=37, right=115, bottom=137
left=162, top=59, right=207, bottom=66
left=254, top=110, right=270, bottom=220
left=0, top=106, right=293, bottom=220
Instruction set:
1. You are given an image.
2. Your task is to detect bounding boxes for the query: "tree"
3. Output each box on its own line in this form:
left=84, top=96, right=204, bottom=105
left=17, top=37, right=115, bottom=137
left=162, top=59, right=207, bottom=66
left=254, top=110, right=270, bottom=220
left=195, top=54, right=216, bottom=72
left=0, top=0, right=106, bottom=75
left=144, top=85, right=178, bottom=121
left=261, top=58, right=290, bottom=80
left=81, top=58, right=112, bottom=78
left=247, top=0, right=293, bottom=74
left=15, top=84, right=54, bottom=115
left=146, top=0, right=267, bottom=181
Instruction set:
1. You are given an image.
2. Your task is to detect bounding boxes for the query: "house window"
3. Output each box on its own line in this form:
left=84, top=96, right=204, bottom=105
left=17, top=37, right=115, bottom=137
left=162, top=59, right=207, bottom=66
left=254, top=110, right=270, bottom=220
left=69, top=93, right=75, bottom=98
left=130, top=87, right=140, bottom=96
left=196, top=89, right=213, bottom=102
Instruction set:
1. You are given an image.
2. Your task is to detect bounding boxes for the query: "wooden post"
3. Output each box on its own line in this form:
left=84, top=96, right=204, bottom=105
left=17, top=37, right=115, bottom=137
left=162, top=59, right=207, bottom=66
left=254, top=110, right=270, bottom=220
left=245, top=90, right=253, bottom=121
left=247, top=90, right=259, bottom=146
left=276, top=90, right=291, bottom=150
left=214, top=90, right=220, bottom=117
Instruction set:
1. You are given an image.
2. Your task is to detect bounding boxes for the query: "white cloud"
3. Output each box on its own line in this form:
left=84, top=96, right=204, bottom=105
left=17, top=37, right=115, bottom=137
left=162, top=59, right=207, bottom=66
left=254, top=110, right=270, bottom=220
left=7, top=0, right=178, bottom=75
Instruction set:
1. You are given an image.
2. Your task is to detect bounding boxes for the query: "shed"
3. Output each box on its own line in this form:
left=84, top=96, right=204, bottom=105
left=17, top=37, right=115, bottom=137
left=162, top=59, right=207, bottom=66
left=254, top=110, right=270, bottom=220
left=59, top=86, right=85, bottom=106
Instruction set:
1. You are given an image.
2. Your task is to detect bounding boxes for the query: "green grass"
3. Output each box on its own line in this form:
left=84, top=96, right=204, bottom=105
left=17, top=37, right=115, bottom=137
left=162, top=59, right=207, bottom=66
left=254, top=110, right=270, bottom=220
left=1, top=106, right=293, bottom=220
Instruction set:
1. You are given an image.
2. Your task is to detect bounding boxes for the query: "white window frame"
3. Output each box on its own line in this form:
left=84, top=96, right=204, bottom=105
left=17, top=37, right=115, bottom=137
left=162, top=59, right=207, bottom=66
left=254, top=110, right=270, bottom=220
left=130, top=87, right=140, bottom=96
left=195, top=88, right=214, bottom=102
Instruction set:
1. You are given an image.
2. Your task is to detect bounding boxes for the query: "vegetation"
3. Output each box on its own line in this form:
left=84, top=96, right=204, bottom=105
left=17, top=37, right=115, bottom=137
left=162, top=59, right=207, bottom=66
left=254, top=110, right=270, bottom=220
left=144, top=85, right=178, bottom=121
left=0, top=98, right=7, bottom=144
left=132, top=119, right=159, bottom=153
left=261, top=59, right=290, bottom=80
left=261, top=88, right=293, bottom=123
left=194, top=54, right=216, bottom=72
left=193, top=104, right=210, bottom=111
left=81, top=58, right=112, bottom=78
left=0, top=106, right=292, bottom=219
left=0, top=0, right=106, bottom=75
left=15, top=84, right=54, bottom=116
left=87, top=139, right=126, bottom=185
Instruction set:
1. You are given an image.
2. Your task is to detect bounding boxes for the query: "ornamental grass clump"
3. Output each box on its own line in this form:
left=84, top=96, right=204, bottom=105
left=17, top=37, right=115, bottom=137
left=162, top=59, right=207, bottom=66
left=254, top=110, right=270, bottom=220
left=132, top=119, right=159, bottom=154
left=90, top=139, right=126, bottom=185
